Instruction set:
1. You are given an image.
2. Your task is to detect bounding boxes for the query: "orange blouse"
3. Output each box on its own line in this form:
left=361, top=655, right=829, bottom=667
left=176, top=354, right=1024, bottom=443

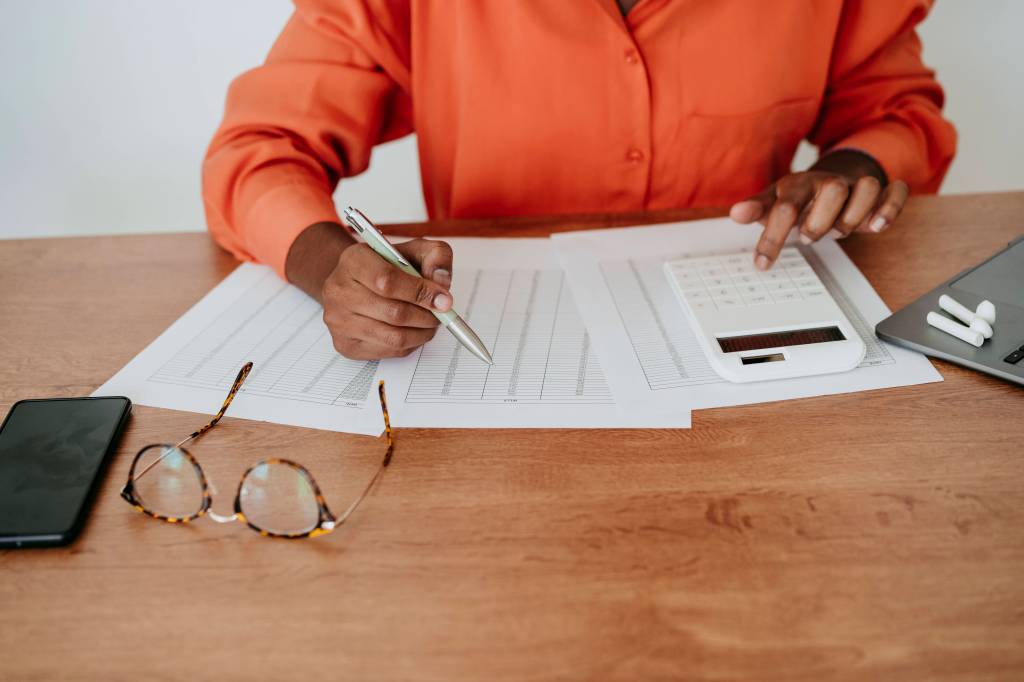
left=203, top=0, right=956, bottom=276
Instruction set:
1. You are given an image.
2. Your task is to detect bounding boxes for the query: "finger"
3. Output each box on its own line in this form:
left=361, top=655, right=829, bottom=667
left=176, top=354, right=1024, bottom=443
left=328, top=335, right=373, bottom=361
left=862, top=180, right=909, bottom=234
left=324, top=306, right=439, bottom=359
left=329, top=336, right=380, bottom=361
left=396, top=239, right=454, bottom=286
left=800, top=178, right=850, bottom=243
left=346, top=313, right=438, bottom=354
left=330, top=337, right=420, bottom=361
left=834, top=176, right=881, bottom=238
left=346, top=245, right=453, bottom=311
left=729, top=186, right=775, bottom=225
left=345, top=280, right=439, bottom=329
left=755, top=180, right=813, bottom=270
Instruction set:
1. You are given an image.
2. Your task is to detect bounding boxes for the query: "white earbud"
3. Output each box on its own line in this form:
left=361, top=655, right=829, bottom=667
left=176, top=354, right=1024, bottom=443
left=938, top=294, right=993, bottom=339
left=975, top=300, right=996, bottom=325
left=969, top=317, right=994, bottom=338
left=926, top=311, right=984, bottom=347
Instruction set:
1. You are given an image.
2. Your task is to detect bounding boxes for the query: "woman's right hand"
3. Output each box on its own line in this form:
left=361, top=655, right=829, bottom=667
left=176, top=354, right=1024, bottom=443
left=319, top=238, right=455, bottom=360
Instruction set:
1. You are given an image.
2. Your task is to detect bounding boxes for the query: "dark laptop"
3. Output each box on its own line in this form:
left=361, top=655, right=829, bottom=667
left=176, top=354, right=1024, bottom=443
left=876, top=235, right=1024, bottom=386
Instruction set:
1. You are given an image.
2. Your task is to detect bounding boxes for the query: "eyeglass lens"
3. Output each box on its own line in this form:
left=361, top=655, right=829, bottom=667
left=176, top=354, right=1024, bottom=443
left=238, top=462, right=321, bottom=536
left=133, top=445, right=204, bottom=519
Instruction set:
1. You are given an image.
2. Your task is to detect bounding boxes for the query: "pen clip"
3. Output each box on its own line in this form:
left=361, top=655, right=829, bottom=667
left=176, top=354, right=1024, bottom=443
left=342, top=207, right=368, bottom=236
left=343, top=207, right=413, bottom=267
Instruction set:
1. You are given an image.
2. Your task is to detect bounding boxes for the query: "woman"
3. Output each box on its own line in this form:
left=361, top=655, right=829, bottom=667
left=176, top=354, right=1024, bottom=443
left=204, top=0, right=955, bottom=360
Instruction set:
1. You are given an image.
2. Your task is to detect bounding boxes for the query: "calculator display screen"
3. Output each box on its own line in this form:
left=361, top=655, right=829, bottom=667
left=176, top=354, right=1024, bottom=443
left=717, top=326, right=845, bottom=353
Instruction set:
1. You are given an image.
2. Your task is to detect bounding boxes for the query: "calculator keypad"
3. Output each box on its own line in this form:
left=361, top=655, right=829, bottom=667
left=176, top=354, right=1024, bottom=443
left=667, top=247, right=827, bottom=312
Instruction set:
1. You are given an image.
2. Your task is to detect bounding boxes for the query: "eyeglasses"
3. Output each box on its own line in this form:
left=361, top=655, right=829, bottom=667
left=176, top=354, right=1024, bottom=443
left=120, top=362, right=393, bottom=539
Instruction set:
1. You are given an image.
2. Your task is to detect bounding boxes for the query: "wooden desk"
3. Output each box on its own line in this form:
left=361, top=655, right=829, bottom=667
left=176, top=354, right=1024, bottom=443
left=1, top=193, right=1022, bottom=681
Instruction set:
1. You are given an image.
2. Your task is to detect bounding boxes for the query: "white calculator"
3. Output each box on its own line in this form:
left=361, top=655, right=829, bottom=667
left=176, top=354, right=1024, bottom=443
left=664, top=247, right=865, bottom=382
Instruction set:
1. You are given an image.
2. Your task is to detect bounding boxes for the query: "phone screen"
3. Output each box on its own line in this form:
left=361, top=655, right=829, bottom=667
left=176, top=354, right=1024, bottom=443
left=0, top=397, right=131, bottom=545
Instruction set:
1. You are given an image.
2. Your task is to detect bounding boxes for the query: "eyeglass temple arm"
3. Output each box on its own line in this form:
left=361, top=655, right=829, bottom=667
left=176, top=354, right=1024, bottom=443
left=331, top=381, right=394, bottom=527
left=130, top=363, right=255, bottom=483
left=174, top=362, right=253, bottom=449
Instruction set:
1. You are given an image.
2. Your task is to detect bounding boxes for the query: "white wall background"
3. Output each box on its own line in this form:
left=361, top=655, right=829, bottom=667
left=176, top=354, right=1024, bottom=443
left=0, top=1, right=1021, bottom=240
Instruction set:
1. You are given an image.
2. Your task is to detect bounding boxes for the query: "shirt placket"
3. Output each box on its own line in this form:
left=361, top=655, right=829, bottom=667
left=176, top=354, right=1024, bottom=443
left=619, top=39, right=652, bottom=208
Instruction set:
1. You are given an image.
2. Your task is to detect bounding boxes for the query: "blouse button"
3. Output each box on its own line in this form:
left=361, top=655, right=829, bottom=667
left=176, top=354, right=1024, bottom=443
left=626, top=148, right=645, bottom=164
left=624, top=48, right=639, bottom=65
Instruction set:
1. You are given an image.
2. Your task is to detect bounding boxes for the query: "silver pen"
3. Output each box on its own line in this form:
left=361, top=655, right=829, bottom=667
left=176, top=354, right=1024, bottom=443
left=342, top=207, right=493, bottom=365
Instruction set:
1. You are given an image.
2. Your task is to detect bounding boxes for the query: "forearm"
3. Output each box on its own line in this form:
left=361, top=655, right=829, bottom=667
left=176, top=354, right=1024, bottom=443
left=284, top=221, right=356, bottom=302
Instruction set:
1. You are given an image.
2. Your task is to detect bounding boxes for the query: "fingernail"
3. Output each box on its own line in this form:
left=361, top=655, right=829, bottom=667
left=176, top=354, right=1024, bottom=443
left=755, top=254, right=771, bottom=271
left=827, top=228, right=843, bottom=240
left=433, top=293, right=451, bottom=311
left=433, top=268, right=451, bottom=285
left=870, top=217, right=888, bottom=233
left=799, top=234, right=813, bottom=245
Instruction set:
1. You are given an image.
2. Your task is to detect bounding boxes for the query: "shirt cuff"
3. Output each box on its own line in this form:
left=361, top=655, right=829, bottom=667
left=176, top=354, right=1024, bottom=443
left=242, top=181, right=341, bottom=279
left=826, top=121, right=919, bottom=191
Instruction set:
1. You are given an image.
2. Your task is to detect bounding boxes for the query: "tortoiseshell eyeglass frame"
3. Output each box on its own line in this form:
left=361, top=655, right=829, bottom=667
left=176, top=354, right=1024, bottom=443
left=120, top=362, right=394, bottom=539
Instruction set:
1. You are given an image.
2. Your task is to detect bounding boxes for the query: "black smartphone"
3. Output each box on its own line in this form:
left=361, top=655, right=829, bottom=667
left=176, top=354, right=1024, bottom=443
left=0, top=396, right=132, bottom=548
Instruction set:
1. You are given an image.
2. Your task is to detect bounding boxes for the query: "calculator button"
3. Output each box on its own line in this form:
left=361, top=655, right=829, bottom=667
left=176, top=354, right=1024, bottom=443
left=689, top=300, right=713, bottom=312
left=773, top=291, right=802, bottom=302
left=745, top=294, right=771, bottom=306
left=803, top=289, right=826, bottom=299
left=734, top=273, right=758, bottom=284
left=762, top=271, right=788, bottom=282
left=740, top=284, right=767, bottom=296
left=1004, top=349, right=1024, bottom=365
left=677, top=278, right=702, bottom=289
left=699, top=266, right=725, bottom=278
left=765, top=281, right=795, bottom=292
left=715, top=297, right=743, bottom=308
left=786, top=266, right=816, bottom=279
left=795, top=279, right=822, bottom=290
left=710, top=286, right=738, bottom=298
left=706, top=277, right=731, bottom=288
left=684, top=289, right=710, bottom=301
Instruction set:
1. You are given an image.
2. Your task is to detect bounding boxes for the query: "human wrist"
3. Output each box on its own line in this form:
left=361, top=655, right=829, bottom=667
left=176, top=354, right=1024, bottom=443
left=811, top=148, right=888, bottom=186
left=284, top=221, right=357, bottom=302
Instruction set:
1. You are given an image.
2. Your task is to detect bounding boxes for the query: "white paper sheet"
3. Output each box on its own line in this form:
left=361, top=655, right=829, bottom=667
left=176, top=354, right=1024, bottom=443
left=96, top=241, right=691, bottom=433
left=377, top=238, right=690, bottom=428
left=95, top=264, right=386, bottom=435
left=551, top=219, right=942, bottom=415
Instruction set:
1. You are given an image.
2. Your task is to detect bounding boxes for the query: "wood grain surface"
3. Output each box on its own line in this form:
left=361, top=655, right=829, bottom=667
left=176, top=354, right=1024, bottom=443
left=1, top=193, right=1022, bottom=681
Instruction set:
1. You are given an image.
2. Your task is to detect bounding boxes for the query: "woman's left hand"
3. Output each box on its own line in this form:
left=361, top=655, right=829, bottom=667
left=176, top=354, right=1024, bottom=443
left=729, top=150, right=909, bottom=271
